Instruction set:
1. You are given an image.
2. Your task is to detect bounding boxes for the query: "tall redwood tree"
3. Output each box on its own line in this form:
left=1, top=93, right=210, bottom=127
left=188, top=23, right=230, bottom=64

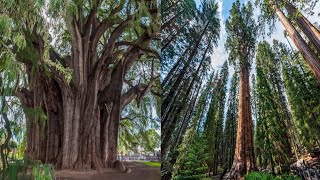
left=225, top=1, right=257, bottom=178
left=258, top=0, right=320, bottom=81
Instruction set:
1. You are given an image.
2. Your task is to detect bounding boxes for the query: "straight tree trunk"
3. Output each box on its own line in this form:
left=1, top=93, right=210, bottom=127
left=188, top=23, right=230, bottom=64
left=262, top=107, right=275, bottom=174
left=161, top=75, right=198, bottom=158
left=173, top=88, right=199, bottom=148
left=161, top=21, right=189, bottom=51
left=229, top=64, right=255, bottom=179
left=162, top=21, right=209, bottom=112
left=161, top=10, right=183, bottom=30
left=161, top=45, right=190, bottom=88
left=271, top=1, right=320, bottom=81
left=162, top=37, right=211, bottom=158
left=284, top=2, right=320, bottom=54
left=162, top=37, right=205, bottom=146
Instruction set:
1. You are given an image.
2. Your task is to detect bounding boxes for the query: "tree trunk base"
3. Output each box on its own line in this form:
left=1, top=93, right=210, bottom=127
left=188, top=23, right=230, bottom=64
left=228, top=159, right=245, bottom=180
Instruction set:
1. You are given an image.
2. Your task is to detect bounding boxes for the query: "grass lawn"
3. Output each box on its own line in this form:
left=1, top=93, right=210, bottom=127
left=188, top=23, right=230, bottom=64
left=141, top=161, right=161, bottom=167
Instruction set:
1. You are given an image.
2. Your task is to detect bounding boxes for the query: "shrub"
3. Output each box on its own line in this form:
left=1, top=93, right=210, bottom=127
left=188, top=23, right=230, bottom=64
left=245, top=172, right=300, bottom=180
left=32, top=163, right=55, bottom=180
left=0, top=160, right=55, bottom=180
left=1, top=160, right=27, bottom=180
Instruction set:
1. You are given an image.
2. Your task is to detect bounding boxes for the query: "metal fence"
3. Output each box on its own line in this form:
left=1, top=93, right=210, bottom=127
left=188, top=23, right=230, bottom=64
left=118, top=156, right=160, bottom=162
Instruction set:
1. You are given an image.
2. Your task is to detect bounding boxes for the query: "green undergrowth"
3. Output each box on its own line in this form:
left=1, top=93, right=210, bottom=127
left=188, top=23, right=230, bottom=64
left=1, top=159, right=55, bottom=180
left=32, top=163, right=55, bottom=180
left=142, top=161, right=161, bottom=167
left=245, top=172, right=300, bottom=180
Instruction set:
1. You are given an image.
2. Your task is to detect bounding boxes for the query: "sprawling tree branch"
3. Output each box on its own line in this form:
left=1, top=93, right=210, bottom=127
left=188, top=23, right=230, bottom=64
left=89, top=0, right=126, bottom=58
left=116, top=41, right=160, bottom=59
left=120, top=78, right=155, bottom=110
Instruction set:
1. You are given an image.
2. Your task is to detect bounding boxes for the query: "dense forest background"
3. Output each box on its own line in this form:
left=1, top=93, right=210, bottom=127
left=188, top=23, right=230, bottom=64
left=161, top=0, right=320, bottom=179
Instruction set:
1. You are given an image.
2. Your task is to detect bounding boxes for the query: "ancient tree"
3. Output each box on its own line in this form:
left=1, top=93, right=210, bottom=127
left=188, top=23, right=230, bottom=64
left=0, top=0, right=159, bottom=170
left=225, top=1, right=257, bottom=178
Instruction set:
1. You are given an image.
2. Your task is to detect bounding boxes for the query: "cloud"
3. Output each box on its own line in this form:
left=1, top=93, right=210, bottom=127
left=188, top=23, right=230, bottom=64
left=210, top=0, right=228, bottom=71
left=206, top=0, right=319, bottom=122
left=209, top=0, right=319, bottom=81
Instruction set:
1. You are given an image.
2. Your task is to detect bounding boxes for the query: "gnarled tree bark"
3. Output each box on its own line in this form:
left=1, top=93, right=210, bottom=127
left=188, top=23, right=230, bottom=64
left=15, top=1, right=159, bottom=170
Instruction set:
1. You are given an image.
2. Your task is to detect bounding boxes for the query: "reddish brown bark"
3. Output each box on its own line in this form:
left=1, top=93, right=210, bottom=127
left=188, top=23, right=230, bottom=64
left=229, top=64, right=255, bottom=179
left=271, top=1, right=320, bottom=81
left=284, top=2, right=320, bottom=54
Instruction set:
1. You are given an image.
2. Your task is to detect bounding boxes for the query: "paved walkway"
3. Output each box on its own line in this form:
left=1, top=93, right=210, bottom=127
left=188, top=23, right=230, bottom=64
left=55, top=161, right=161, bottom=180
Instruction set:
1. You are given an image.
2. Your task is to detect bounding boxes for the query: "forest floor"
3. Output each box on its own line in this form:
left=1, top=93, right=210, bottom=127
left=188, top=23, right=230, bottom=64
left=54, top=161, right=161, bottom=180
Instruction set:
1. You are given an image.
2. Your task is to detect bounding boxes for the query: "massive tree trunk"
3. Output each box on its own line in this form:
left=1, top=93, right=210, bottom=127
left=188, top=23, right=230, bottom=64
left=284, top=2, right=320, bottom=54
left=20, top=52, right=156, bottom=170
left=16, top=2, right=159, bottom=170
left=21, top=61, right=133, bottom=170
left=271, top=1, right=320, bottom=81
left=229, top=63, right=255, bottom=179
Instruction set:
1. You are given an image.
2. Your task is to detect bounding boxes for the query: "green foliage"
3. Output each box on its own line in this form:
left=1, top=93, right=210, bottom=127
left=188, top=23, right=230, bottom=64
left=119, top=119, right=160, bottom=154
left=43, top=58, right=73, bottom=83
left=1, top=160, right=27, bottom=180
left=0, top=97, right=26, bottom=170
left=119, top=92, right=160, bottom=154
left=222, top=72, right=238, bottom=170
left=161, top=0, right=221, bottom=174
left=245, top=172, right=300, bottom=180
left=162, top=0, right=219, bottom=70
left=173, top=134, right=209, bottom=180
left=203, top=61, right=229, bottom=172
left=226, top=0, right=257, bottom=67
left=32, top=163, right=55, bottom=180
left=255, top=0, right=318, bottom=36
left=1, top=160, right=54, bottom=180
left=274, top=40, right=320, bottom=151
left=17, top=136, right=26, bottom=159
left=0, top=15, right=10, bottom=36
left=255, top=41, right=292, bottom=170
left=1, top=0, right=159, bottom=85
left=172, top=71, right=215, bottom=177
left=1, top=0, right=160, bottom=173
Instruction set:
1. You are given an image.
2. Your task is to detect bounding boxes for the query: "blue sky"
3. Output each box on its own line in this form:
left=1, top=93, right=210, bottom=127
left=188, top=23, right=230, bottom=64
left=197, top=0, right=320, bottom=71
left=194, top=0, right=247, bottom=71
left=221, top=1, right=234, bottom=19
left=192, top=0, right=320, bottom=122
left=195, top=0, right=242, bottom=19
